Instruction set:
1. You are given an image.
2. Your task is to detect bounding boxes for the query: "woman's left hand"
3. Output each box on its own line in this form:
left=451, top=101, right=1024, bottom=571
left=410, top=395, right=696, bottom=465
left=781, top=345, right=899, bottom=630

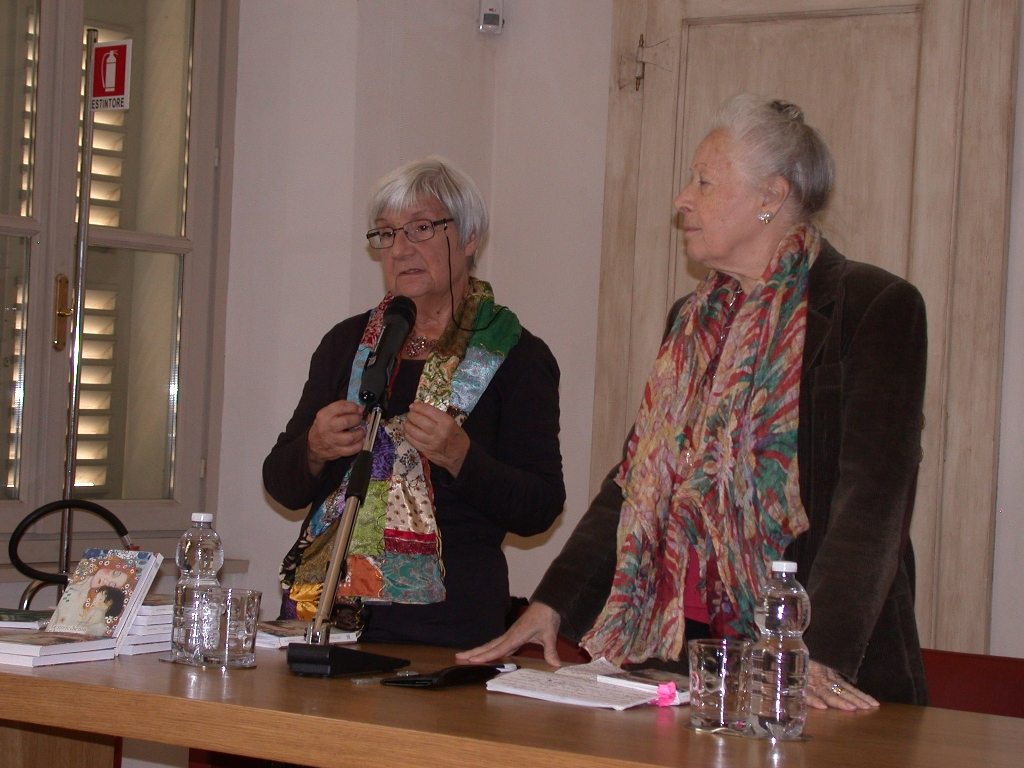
left=806, top=660, right=879, bottom=711
left=405, top=402, right=471, bottom=477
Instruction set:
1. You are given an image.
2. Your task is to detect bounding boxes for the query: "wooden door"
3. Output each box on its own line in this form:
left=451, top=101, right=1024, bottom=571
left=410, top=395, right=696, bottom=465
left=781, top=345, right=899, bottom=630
left=593, top=0, right=1019, bottom=653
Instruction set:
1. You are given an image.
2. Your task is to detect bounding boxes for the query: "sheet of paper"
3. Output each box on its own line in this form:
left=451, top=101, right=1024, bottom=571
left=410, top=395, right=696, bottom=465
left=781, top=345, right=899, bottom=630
left=486, top=668, right=656, bottom=710
left=553, top=657, right=623, bottom=678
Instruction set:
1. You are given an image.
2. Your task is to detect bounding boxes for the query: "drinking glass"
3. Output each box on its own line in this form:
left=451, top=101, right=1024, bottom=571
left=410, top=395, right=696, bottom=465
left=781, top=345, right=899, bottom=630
left=687, top=638, right=751, bottom=730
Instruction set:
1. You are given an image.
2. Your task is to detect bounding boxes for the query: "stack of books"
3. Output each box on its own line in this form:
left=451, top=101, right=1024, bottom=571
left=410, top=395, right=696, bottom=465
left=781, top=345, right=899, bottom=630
left=117, top=594, right=174, bottom=656
left=0, top=548, right=162, bottom=667
left=0, top=608, right=52, bottom=629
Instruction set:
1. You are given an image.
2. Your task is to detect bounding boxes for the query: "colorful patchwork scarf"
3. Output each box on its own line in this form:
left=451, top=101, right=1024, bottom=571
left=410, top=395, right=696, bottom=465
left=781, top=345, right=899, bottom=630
left=581, top=225, right=818, bottom=666
left=281, top=278, right=521, bottom=621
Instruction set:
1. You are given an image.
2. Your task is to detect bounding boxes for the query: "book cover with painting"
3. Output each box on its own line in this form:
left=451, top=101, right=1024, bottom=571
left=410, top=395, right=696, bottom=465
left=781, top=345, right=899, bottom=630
left=45, top=549, right=162, bottom=639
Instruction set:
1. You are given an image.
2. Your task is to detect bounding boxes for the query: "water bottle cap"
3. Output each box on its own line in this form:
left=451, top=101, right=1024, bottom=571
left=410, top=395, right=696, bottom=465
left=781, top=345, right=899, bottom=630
left=190, top=512, right=213, bottom=523
left=771, top=560, right=798, bottom=573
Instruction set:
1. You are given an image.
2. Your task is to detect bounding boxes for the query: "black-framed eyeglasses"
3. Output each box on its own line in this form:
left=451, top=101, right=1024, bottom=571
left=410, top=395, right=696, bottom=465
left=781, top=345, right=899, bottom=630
left=366, top=218, right=454, bottom=249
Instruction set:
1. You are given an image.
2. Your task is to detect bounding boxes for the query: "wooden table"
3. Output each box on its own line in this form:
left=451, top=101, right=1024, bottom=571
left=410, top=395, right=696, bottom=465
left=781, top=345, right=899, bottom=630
left=0, top=644, right=1021, bottom=767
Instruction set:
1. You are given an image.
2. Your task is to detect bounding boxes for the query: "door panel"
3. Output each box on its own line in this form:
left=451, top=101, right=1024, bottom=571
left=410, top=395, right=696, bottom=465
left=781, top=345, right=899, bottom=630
left=676, top=13, right=920, bottom=288
left=594, top=0, right=1018, bottom=652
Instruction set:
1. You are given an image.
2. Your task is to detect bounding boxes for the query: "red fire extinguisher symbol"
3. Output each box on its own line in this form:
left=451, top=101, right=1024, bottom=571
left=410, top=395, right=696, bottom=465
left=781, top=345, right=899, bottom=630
left=102, top=50, right=118, bottom=93
left=90, top=40, right=131, bottom=110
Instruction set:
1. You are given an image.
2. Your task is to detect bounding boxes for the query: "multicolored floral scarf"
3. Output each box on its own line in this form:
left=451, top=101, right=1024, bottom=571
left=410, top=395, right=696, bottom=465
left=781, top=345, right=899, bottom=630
left=581, top=225, right=818, bottom=666
left=280, top=278, right=521, bottom=621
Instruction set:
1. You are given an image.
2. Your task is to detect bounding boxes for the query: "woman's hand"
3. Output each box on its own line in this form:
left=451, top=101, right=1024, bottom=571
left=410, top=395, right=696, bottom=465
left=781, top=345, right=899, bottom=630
left=456, top=602, right=563, bottom=667
left=306, top=400, right=365, bottom=475
left=806, top=660, right=879, bottom=711
left=405, top=402, right=471, bottom=476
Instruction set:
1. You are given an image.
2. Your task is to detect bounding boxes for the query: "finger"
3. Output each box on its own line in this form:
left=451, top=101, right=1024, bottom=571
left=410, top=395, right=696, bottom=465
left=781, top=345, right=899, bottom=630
left=408, top=401, right=444, bottom=419
left=457, top=634, right=519, bottom=663
left=816, top=685, right=858, bottom=711
left=455, top=639, right=498, bottom=660
left=321, top=399, right=362, bottom=420
left=403, top=416, right=430, bottom=440
left=806, top=691, right=829, bottom=710
left=403, top=428, right=432, bottom=456
left=541, top=636, right=563, bottom=668
left=841, top=684, right=879, bottom=709
left=330, top=412, right=364, bottom=430
left=407, top=414, right=445, bottom=441
left=814, top=675, right=878, bottom=710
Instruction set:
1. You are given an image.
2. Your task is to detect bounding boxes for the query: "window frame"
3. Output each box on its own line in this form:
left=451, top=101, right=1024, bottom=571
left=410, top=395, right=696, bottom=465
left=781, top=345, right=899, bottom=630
left=0, top=0, right=237, bottom=569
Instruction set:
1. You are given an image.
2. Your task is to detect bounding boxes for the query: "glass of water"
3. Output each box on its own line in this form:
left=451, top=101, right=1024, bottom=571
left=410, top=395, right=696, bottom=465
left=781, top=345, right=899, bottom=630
left=173, top=587, right=261, bottom=668
left=687, top=638, right=751, bottom=731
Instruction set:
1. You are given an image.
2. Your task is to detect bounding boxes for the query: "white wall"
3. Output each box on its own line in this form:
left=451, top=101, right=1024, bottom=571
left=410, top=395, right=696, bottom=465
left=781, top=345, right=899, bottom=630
left=216, top=0, right=1024, bottom=665
left=215, top=0, right=612, bottom=620
left=215, top=1, right=360, bottom=604
left=990, top=12, right=1024, bottom=660
left=487, top=2, right=609, bottom=591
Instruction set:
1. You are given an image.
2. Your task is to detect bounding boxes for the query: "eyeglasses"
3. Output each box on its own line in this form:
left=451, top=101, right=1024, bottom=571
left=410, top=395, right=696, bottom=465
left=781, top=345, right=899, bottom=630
left=366, top=218, right=454, bottom=249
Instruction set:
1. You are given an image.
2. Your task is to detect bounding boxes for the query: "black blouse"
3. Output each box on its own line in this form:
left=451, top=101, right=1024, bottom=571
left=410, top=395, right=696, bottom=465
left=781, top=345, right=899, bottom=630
left=263, top=311, right=565, bottom=648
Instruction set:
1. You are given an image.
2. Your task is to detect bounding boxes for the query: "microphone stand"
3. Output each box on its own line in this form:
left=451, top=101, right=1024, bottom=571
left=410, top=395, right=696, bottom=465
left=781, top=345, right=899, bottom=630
left=287, top=401, right=410, bottom=677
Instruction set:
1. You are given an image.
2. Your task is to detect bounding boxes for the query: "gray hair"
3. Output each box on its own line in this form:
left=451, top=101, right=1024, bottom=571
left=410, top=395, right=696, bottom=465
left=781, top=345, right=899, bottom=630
left=368, top=156, right=488, bottom=251
left=710, top=94, right=835, bottom=219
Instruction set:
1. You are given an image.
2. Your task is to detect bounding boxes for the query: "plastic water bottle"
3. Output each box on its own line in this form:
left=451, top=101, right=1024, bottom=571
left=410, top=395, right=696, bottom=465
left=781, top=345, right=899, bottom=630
left=747, top=560, right=811, bottom=739
left=171, top=513, right=224, bottom=662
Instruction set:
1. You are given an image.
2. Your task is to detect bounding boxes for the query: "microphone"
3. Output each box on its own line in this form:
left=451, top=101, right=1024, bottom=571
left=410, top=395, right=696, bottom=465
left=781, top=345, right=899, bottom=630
left=358, top=296, right=417, bottom=409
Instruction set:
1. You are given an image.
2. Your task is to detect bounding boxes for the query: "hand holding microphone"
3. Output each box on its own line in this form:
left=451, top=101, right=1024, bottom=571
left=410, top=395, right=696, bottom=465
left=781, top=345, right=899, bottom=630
left=307, top=296, right=418, bottom=476
left=306, top=400, right=365, bottom=476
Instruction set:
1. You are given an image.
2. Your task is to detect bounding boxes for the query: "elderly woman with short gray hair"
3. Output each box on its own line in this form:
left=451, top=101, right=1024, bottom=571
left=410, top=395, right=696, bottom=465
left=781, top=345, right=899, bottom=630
left=264, top=156, right=565, bottom=648
left=462, top=95, right=929, bottom=709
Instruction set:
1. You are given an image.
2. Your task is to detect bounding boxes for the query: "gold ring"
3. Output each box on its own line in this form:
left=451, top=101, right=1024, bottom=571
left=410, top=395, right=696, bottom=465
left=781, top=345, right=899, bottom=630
left=830, top=683, right=844, bottom=695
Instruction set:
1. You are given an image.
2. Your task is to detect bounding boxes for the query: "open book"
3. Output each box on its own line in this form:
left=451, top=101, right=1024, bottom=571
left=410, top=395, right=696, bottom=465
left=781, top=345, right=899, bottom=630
left=0, top=549, right=162, bottom=666
left=256, top=620, right=359, bottom=649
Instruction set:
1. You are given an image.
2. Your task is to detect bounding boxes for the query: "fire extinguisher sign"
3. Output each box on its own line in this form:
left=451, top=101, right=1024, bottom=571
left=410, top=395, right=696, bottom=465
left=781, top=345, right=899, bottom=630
left=90, top=40, right=132, bottom=111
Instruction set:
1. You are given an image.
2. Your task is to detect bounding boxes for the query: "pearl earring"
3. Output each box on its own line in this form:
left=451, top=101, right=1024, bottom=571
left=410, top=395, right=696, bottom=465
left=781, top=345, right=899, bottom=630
left=759, top=211, right=772, bottom=225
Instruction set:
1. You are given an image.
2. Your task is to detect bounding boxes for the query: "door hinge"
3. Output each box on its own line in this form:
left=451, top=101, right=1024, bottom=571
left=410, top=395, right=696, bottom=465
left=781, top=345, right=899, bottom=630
left=620, top=34, right=672, bottom=91
left=214, top=147, right=220, bottom=168
left=200, top=457, right=207, bottom=479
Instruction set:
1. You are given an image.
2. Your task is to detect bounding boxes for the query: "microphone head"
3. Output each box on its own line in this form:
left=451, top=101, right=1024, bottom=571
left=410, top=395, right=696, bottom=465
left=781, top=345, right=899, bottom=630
left=385, top=295, right=416, bottom=327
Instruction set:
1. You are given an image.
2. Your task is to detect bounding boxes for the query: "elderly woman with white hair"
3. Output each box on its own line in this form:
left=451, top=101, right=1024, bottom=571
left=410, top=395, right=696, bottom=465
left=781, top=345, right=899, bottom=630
left=462, top=95, right=929, bottom=709
left=264, top=157, right=565, bottom=648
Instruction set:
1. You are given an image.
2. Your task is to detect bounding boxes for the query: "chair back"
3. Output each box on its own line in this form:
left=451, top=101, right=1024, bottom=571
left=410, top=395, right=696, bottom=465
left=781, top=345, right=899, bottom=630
left=922, top=648, right=1024, bottom=718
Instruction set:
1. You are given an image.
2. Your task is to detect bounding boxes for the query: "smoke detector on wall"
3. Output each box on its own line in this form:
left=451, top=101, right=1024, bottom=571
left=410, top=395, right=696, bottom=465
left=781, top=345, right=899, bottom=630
left=479, top=1, right=504, bottom=34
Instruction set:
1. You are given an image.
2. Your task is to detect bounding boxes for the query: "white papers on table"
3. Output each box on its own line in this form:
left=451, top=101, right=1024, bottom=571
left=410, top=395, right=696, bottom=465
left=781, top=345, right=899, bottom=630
left=487, top=668, right=656, bottom=710
left=487, top=655, right=689, bottom=711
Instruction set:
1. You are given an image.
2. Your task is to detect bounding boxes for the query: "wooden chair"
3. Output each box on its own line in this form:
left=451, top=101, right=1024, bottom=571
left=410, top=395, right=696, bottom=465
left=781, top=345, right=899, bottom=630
left=921, top=648, right=1024, bottom=718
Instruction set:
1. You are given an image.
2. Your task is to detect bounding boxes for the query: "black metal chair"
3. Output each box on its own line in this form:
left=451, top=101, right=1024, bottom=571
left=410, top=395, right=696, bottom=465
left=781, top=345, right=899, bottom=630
left=7, top=499, right=133, bottom=609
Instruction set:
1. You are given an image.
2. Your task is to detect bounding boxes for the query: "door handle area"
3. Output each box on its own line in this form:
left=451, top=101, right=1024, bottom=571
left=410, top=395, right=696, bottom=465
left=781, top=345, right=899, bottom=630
left=53, top=273, right=73, bottom=351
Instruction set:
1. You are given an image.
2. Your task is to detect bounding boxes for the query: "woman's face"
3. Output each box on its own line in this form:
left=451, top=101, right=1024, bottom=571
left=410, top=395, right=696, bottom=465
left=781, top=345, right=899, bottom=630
left=674, top=130, right=766, bottom=275
left=91, top=567, right=127, bottom=589
left=378, top=197, right=477, bottom=307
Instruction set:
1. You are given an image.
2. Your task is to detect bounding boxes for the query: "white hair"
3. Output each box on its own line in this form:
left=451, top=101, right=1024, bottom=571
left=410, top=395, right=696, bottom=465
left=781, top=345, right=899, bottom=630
left=368, top=156, right=488, bottom=250
left=711, top=94, right=835, bottom=219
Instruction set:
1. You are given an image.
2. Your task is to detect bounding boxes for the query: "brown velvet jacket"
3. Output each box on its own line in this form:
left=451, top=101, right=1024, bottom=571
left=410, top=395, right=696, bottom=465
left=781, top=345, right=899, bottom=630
left=532, top=242, right=929, bottom=705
